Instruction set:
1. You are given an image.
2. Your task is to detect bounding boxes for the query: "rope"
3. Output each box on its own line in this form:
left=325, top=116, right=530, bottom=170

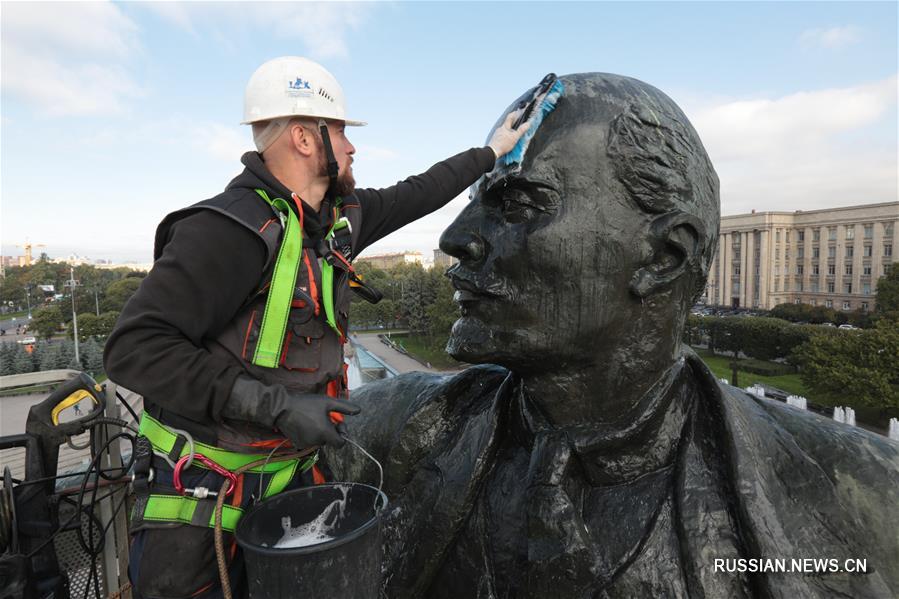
left=213, top=447, right=319, bottom=599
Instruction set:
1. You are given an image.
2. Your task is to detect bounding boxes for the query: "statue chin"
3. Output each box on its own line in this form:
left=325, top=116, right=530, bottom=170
left=446, top=316, right=493, bottom=363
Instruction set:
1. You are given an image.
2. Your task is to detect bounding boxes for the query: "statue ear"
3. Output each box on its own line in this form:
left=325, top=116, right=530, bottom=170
left=629, top=213, right=704, bottom=298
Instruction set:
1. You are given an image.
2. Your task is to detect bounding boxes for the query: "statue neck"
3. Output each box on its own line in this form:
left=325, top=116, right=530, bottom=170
left=512, top=355, right=694, bottom=485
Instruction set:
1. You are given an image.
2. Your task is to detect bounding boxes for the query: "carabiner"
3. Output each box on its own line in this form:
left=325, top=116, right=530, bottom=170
left=172, top=453, right=237, bottom=498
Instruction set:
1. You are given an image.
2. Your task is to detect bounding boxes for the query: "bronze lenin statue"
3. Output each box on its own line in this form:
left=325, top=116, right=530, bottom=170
left=331, top=73, right=899, bottom=599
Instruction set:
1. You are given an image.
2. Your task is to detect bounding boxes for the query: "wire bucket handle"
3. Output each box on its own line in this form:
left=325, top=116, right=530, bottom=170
left=342, top=435, right=385, bottom=515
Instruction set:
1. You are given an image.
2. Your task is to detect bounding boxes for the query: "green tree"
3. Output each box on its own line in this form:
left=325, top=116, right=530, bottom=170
left=0, top=343, right=17, bottom=375
left=13, top=346, right=34, bottom=374
left=874, top=267, right=899, bottom=321
left=68, top=313, right=100, bottom=341
left=793, top=320, right=899, bottom=409
left=56, top=339, right=76, bottom=369
left=98, top=311, right=121, bottom=336
left=103, top=277, right=143, bottom=312
left=30, top=305, right=63, bottom=339
left=40, top=343, right=60, bottom=371
left=81, top=338, right=104, bottom=375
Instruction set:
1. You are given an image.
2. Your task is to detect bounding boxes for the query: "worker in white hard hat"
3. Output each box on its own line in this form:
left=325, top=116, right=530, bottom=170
left=104, top=56, right=532, bottom=598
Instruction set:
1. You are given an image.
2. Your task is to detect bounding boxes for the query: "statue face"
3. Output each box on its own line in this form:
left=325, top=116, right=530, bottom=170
left=440, top=104, right=651, bottom=370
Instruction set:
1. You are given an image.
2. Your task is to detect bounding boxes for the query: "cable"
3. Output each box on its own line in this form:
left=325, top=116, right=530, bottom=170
left=115, top=390, right=141, bottom=425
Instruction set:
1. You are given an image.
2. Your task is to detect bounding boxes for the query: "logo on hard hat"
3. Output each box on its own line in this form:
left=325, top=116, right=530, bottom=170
left=287, top=77, right=313, bottom=98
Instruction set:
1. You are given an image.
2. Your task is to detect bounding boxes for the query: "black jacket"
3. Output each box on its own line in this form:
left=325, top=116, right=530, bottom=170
left=104, top=148, right=495, bottom=436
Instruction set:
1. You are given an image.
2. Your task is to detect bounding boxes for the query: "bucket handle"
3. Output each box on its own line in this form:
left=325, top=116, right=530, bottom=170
left=342, top=435, right=384, bottom=514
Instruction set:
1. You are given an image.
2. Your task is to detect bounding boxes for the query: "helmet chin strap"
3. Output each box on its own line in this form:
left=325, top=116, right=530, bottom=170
left=318, top=119, right=340, bottom=202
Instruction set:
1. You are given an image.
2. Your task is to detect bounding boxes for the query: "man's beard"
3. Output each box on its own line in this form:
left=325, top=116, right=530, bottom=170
left=315, top=142, right=356, bottom=197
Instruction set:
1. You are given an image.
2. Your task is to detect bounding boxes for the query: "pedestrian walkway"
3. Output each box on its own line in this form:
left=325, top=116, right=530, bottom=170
left=351, top=333, right=447, bottom=375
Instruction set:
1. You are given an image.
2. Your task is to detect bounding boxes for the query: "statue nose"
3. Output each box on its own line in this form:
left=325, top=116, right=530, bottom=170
left=439, top=227, right=485, bottom=263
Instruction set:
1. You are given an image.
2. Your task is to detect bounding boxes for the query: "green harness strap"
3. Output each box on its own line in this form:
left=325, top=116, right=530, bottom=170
left=252, top=189, right=303, bottom=368
left=137, top=413, right=318, bottom=532
left=252, top=190, right=350, bottom=365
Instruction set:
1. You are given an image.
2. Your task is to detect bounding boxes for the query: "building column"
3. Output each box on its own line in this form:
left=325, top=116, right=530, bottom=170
left=758, top=229, right=770, bottom=308
left=721, top=233, right=731, bottom=304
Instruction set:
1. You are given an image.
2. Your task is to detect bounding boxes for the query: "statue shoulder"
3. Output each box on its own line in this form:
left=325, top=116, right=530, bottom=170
left=332, top=365, right=509, bottom=484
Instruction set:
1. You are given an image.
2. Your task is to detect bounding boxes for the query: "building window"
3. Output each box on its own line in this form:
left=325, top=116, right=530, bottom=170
left=812, top=229, right=820, bottom=242
left=794, top=298, right=801, bottom=304
left=775, top=279, right=780, bottom=292
left=845, top=264, right=852, bottom=276
left=811, top=282, right=819, bottom=292
left=886, top=264, right=893, bottom=275
left=798, top=247, right=804, bottom=259
left=845, top=246, right=854, bottom=258
left=828, top=227, right=837, bottom=241
left=828, top=264, right=836, bottom=275
left=785, top=249, right=791, bottom=259
left=734, top=265, right=741, bottom=275
left=861, top=302, right=869, bottom=311
left=885, top=223, right=895, bottom=237
left=842, top=301, right=851, bottom=310
left=825, top=299, right=833, bottom=308
left=733, top=282, right=741, bottom=293
left=797, top=281, right=803, bottom=292
left=864, top=245, right=873, bottom=257
left=813, top=264, right=820, bottom=275
left=797, top=264, right=804, bottom=275
left=845, top=227, right=854, bottom=240
left=813, top=247, right=820, bottom=258
left=885, top=244, right=893, bottom=257
left=828, top=246, right=836, bottom=258
left=864, top=224, right=873, bottom=239
left=827, top=282, right=835, bottom=293
left=844, top=282, right=852, bottom=294
left=784, top=280, right=790, bottom=292
left=798, top=230, right=805, bottom=242
left=775, top=230, right=781, bottom=243
left=733, top=236, right=741, bottom=247
left=863, top=282, right=871, bottom=295
left=786, top=231, right=791, bottom=243
left=863, top=265, right=872, bottom=275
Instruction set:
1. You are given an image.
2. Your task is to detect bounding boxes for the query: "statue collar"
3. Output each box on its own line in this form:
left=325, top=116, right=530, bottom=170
left=509, top=356, right=695, bottom=485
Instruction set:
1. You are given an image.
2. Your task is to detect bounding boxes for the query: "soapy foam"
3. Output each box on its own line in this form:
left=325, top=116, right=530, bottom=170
left=272, top=485, right=350, bottom=549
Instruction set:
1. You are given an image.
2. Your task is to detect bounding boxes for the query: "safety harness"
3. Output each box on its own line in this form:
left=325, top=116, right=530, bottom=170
left=132, top=414, right=318, bottom=532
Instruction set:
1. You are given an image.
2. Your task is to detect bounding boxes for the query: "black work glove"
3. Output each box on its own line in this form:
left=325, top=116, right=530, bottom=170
left=223, top=375, right=360, bottom=448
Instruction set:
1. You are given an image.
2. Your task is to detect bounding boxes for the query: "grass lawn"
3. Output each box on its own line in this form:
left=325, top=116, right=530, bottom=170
left=392, top=334, right=465, bottom=371
left=693, top=349, right=810, bottom=398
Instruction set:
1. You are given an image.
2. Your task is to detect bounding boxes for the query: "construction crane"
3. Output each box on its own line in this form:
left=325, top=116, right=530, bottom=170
left=14, top=241, right=46, bottom=266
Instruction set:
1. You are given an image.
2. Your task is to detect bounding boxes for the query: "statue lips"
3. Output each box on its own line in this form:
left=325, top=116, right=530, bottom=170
left=447, top=272, right=505, bottom=317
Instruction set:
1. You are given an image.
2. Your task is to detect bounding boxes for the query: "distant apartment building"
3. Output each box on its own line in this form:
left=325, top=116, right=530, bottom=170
left=432, top=248, right=458, bottom=270
left=705, top=202, right=898, bottom=311
left=356, top=251, right=423, bottom=270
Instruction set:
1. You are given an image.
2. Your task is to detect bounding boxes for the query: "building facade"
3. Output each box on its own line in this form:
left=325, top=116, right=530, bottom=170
left=705, top=202, right=898, bottom=311
left=432, top=248, right=458, bottom=270
left=356, top=251, right=423, bottom=270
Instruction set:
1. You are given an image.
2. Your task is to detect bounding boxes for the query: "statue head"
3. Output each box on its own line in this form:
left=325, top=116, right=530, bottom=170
left=440, top=73, right=719, bottom=375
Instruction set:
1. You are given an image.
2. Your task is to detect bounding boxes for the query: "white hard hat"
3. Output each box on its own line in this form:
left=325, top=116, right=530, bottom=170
left=241, top=56, right=366, bottom=126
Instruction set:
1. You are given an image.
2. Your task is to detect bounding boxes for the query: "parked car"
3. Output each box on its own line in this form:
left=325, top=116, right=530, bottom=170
left=838, top=324, right=859, bottom=330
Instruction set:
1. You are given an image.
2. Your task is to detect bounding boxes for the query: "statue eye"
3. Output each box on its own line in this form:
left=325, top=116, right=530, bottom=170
left=501, top=188, right=541, bottom=224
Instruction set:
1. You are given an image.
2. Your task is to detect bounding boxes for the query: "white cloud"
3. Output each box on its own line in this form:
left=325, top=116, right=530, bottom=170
left=1, top=2, right=143, bottom=116
left=192, top=124, right=254, bottom=162
left=799, top=26, right=862, bottom=50
left=684, top=75, right=898, bottom=215
left=141, top=2, right=376, bottom=59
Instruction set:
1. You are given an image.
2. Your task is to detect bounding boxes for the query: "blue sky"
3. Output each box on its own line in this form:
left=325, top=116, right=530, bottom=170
left=2, top=1, right=896, bottom=264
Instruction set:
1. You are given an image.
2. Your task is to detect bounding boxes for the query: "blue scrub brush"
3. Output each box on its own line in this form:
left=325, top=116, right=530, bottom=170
left=499, top=73, right=565, bottom=168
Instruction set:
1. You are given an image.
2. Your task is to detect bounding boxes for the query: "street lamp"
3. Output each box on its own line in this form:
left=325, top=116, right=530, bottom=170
left=64, top=267, right=81, bottom=365
left=24, top=284, right=33, bottom=319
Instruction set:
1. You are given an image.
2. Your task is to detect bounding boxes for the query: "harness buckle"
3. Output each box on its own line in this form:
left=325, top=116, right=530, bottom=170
left=173, top=453, right=237, bottom=498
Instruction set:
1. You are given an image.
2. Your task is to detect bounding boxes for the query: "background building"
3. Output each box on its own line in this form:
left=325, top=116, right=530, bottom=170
left=356, top=251, right=423, bottom=270
left=705, top=202, right=897, bottom=311
left=432, top=248, right=458, bottom=270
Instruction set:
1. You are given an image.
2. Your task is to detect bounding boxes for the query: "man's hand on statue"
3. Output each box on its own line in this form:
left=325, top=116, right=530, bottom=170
left=487, top=110, right=532, bottom=159
left=274, top=396, right=361, bottom=449
left=223, top=375, right=361, bottom=448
